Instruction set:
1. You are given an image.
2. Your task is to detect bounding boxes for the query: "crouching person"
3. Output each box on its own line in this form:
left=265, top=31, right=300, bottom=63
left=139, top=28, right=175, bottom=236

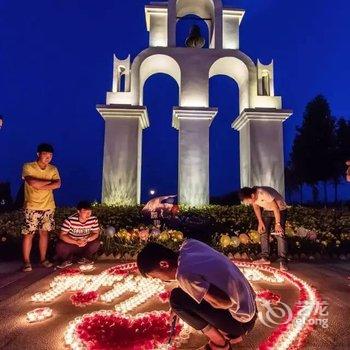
left=137, top=240, right=257, bottom=350
left=56, top=201, right=100, bottom=268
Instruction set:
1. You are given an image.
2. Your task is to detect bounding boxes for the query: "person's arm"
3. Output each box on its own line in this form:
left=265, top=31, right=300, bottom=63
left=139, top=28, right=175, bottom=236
left=270, top=200, right=283, bottom=234
left=59, top=231, right=80, bottom=245
left=86, top=229, right=100, bottom=242
left=252, top=203, right=263, bottom=222
left=203, top=284, right=235, bottom=309
left=59, top=219, right=83, bottom=246
left=38, top=179, right=61, bottom=190
left=24, top=176, right=61, bottom=190
left=253, top=203, right=265, bottom=233
left=38, top=166, right=61, bottom=190
left=86, top=218, right=100, bottom=242
left=179, top=274, right=233, bottom=309
left=24, top=176, right=51, bottom=189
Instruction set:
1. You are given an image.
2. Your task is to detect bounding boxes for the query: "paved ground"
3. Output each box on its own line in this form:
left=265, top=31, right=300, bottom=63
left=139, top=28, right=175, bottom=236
left=0, top=261, right=349, bottom=350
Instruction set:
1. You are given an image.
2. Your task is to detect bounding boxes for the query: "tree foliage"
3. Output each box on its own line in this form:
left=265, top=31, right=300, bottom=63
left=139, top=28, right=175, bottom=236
left=288, top=96, right=350, bottom=203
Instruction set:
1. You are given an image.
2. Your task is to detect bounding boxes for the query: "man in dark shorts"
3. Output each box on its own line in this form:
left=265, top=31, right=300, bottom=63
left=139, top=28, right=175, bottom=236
left=56, top=201, right=100, bottom=268
left=22, top=143, right=61, bottom=272
left=137, top=240, right=257, bottom=350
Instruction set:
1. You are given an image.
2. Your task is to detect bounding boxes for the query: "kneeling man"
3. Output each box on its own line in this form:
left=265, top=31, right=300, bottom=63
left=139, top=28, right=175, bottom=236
left=137, top=240, right=256, bottom=350
left=56, top=201, right=100, bottom=268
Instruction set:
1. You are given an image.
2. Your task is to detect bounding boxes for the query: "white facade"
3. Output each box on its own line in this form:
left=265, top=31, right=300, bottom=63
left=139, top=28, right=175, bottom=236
left=98, top=0, right=292, bottom=206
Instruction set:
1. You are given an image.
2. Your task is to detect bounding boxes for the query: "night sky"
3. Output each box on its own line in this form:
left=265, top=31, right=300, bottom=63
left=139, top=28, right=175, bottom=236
left=0, top=0, right=349, bottom=205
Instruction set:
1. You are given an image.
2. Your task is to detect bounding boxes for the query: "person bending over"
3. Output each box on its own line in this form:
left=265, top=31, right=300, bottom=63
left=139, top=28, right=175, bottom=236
left=239, top=186, right=288, bottom=271
left=137, top=240, right=257, bottom=350
left=56, top=201, right=100, bottom=268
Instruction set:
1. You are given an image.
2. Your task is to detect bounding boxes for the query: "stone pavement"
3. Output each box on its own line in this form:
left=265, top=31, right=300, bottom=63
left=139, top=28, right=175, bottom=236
left=0, top=261, right=349, bottom=350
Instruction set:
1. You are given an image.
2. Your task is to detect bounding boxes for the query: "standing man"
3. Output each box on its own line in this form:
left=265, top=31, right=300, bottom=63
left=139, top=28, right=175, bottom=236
left=56, top=201, right=100, bottom=268
left=22, top=143, right=61, bottom=272
left=239, top=186, right=288, bottom=271
left=137, top=240, right=257, bottom=350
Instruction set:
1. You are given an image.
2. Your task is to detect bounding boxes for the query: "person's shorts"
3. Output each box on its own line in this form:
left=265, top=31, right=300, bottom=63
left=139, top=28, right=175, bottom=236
left=22, top=209, right=55, bottom=235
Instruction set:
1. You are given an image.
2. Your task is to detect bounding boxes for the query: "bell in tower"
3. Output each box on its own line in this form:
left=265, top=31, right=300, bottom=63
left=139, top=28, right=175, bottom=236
left=185, top=25, right=205, bottom=48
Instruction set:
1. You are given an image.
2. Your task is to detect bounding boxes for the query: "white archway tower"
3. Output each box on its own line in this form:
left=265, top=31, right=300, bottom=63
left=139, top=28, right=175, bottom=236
left=97, top=0, right=292, bottom=206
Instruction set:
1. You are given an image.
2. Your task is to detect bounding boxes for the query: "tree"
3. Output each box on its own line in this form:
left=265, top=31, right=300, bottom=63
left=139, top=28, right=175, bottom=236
left=285, top=163, right=303, bottom=204
left=290, top=95, right=337, bottom=204
left=333, top=118, right=350, bottom=201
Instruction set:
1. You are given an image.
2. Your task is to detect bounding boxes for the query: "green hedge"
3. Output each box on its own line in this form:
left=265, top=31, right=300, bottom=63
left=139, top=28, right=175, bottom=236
left=0, top=205, right=349, bottom=260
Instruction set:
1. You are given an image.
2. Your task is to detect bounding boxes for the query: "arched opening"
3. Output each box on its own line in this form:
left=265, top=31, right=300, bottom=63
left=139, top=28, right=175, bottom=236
left=118, top=68, right=126, bottom=92
left=176, top=14, right=209, bottom=48
left=209, top=75, right=240, bottom=201
left=209, top=56, right=251, bottom=113
left=141, top=74, right=179, bottom=203
left=176, top=0, right=215, bottom=18
left=138, top=54, right=181, bottom=105
left=170, top=0, right=217, bottom=47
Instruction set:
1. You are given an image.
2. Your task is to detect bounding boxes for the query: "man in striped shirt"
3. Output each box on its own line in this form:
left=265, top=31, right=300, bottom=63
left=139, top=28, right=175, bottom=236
left=56, top=201, right=100, bottom=268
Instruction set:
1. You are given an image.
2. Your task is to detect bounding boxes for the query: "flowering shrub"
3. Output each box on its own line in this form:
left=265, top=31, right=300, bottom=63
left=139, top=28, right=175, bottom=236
left=102, top=227, right=184, bottom=258
left=0, top=205, right=349, bottom=260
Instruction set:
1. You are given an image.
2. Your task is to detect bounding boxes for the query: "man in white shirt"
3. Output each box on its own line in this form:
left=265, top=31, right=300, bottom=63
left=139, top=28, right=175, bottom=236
left=239, top=186, right=288, bottom=271
left=137, top=240, right=257, bottom=350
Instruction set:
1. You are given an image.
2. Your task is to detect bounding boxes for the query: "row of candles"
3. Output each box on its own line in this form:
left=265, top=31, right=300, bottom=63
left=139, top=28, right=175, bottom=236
left=236, top=262, right=321, bottom=350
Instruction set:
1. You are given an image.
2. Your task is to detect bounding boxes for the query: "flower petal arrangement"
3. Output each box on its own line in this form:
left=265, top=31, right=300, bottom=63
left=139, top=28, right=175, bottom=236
left=66, top=311, right=183, bottom=350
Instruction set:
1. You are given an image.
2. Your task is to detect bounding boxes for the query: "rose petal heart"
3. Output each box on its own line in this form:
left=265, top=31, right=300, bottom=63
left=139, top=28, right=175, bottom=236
left=74, top=311, right=181, bottom=350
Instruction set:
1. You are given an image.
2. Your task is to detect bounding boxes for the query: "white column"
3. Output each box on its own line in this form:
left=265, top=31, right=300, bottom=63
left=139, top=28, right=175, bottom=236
left=232, top=108, right=292, bottom=196
left=145, top=5, right=168, bottom=47
left=222, top=9, right=245, bottom=49
left=97, top=105, right=149, bottom=205
left=173, top=107, right=218, bottom=206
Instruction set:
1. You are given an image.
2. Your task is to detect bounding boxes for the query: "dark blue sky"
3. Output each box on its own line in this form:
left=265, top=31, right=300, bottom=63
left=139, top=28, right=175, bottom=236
left=0, top=0, right=349, bottom=205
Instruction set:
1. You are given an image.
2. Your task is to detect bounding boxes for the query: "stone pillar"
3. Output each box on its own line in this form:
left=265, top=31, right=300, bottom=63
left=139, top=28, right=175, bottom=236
left=173, top=107, right=218, bottom=206
left=232, top=108, right=292, bottom=197
left=97, top=105, right=149, bottom=205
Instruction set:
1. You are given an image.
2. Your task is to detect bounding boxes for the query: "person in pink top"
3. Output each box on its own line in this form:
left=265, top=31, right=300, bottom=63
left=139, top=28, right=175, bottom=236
left=239, top=186, right=288, bottom=271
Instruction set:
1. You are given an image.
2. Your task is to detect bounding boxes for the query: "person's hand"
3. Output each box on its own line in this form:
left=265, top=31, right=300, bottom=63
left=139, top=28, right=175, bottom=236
left=258, top=221, right=266, bottom=234
left=275, top=223, right=284, bottom=235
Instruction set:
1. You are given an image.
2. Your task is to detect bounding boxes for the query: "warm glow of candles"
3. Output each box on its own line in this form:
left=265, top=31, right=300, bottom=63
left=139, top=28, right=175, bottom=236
left=27, top=307, right=53, bottom=323
left=28, top=261, right=320, bottom=350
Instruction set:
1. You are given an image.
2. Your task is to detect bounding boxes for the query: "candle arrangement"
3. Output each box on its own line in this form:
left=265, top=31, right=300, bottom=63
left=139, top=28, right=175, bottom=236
left=28, top=261, right=320, bottom=350
left=26, top=307, right=53, bottom=323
